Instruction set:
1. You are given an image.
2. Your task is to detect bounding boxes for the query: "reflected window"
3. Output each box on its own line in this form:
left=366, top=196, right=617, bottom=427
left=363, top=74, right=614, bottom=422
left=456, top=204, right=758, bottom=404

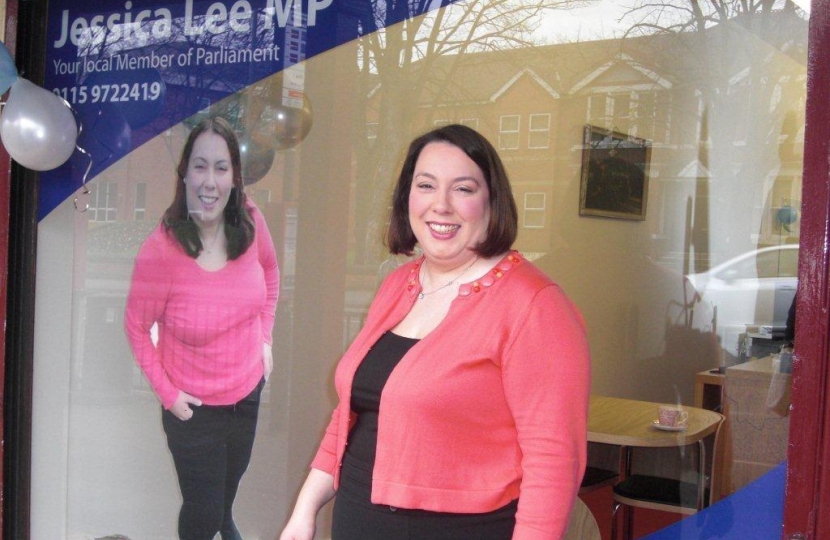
left=523, top=192, right=546, bottom=229
left=89, top=182, right=118, bottom=223
left=134, top=183, right=146, bottom=221
left=528, top=113, right=550, bottom=149
left=635, top=91, right=671, bottom=142
left=587, top=93, right=634, bottom=130
left=499, top=115, right=520, bottom=150
left=588, top=94, right=608, bottom=127
left=612, top=93, right=632, bottom=127
left=729, top=71, right=751, bottom=145
left=589, top=91, right=670, bottom=142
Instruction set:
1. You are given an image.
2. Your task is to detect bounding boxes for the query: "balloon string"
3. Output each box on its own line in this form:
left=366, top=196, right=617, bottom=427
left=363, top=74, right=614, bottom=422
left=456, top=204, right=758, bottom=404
left=69, top=103, right=95, bottom=213
left=73, top=144, right=92, bottom=213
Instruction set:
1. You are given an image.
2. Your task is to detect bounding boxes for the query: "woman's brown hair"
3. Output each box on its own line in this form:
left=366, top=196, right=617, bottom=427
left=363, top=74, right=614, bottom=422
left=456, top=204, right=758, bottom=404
left=162, top=116, right=255, bottom=260
left=387, top=124, right=518, bottom=257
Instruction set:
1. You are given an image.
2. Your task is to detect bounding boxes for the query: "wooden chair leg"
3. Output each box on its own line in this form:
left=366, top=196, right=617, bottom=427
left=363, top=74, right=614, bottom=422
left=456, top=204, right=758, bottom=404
left=611, top=500, right=622, bottom=540
left=625, top=505, right=634, bottom=540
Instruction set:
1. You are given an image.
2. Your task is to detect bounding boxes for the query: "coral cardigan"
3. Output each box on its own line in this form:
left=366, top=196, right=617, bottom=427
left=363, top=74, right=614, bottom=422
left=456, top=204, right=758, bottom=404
left=311, top=252, right=590, bottom=540
left=124, top=204, right=279, bottom=409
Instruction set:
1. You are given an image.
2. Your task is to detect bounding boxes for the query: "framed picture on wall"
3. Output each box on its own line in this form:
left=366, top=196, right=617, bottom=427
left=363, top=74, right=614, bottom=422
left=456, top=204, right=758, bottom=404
left=579, top=125, right=651, bottom=220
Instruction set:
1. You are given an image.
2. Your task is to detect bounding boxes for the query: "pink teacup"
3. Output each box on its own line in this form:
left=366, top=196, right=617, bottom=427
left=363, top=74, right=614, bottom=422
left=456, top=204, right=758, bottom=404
left=657, top=405, right=688, bottom=427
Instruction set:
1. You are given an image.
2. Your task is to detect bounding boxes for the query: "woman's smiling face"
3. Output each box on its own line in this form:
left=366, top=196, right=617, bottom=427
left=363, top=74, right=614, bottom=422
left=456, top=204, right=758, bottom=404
left=185, top=131, right=234, bottom=228
left=408, top=141, right=491, bottom=270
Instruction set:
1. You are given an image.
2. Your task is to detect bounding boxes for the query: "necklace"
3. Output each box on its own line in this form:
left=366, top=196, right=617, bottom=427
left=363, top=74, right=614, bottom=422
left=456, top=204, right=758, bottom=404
left=418, top=256, right=478, bottom=300
left=200, top=224, right=222, bottom=254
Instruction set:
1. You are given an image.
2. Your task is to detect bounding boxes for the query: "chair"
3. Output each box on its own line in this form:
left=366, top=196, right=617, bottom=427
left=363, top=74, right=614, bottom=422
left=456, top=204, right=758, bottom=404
left=610, top=413, right=725, bottom=540
left=579, top=465, right=619, bottom=495
left=564, top=497, right=601, bottom=540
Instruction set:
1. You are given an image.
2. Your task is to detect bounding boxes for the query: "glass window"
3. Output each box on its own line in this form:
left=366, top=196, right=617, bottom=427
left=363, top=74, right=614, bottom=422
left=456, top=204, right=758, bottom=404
left=29, top=2, right=807, bottom=539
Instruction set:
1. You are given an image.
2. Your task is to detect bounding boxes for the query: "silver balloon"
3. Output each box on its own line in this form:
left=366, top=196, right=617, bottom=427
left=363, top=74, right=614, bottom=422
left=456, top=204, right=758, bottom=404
left=1, top=77, right=78, bottom=171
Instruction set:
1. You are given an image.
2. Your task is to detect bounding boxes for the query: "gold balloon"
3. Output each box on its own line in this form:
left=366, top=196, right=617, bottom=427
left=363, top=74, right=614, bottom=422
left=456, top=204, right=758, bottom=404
left=267, top=97, right=313, bottom=150
left=203, top=72, right=314, bottom=184
left=247, top=72, right=313, bottom=151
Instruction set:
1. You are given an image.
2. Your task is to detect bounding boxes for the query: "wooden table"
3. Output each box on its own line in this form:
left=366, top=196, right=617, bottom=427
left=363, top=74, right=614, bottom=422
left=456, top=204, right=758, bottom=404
left=589, top=395, right=724, bottom=448
left=588, top=395, right=725, bottom=540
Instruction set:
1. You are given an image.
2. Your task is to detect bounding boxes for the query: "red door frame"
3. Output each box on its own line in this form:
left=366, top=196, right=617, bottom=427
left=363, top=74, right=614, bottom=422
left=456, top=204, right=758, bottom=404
left=0, top=1, right=18, bottom=536
left=783, top=2, right=830, bottom=539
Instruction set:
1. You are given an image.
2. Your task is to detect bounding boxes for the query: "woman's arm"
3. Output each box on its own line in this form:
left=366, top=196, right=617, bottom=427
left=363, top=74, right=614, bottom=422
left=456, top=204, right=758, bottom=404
left=252, top=206, right=279, bottom=380
left=502, top=285, right=591, bottom=540
left=123, top=232, right=180, bottom=409
left=279, top=468, right=336, bottom=540
left=253, top=204, right=280, bottom=345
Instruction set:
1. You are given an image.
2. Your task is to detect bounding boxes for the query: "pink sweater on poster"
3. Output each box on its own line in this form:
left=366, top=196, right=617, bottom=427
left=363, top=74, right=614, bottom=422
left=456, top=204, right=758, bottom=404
left=311, top=251, right=591, bottom=540
left=125, top=204, right=279, bottom=409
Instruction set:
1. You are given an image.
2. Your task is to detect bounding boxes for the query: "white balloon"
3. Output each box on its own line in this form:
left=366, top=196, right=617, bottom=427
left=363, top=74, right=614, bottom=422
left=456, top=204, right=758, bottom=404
left=0, top=78, right=77, bottom=171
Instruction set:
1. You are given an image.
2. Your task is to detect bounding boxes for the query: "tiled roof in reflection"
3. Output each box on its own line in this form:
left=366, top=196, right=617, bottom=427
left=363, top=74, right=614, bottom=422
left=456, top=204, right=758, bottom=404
left=410, top=16, right=807, bottom=107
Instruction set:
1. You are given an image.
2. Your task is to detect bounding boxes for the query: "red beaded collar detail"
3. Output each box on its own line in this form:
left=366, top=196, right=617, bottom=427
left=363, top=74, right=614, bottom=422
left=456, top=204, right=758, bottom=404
left=405, top=251, right=523, bottom=299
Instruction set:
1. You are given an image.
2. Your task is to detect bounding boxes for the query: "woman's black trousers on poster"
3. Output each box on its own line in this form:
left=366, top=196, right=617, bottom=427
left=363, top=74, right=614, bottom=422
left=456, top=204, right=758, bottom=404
left=162, top=378, right=264, bottom=540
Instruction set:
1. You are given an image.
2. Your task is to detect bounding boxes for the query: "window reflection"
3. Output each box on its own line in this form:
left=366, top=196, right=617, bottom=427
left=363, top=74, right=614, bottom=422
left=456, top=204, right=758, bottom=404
left=687, top=244, right=799, bottom=360
left=30, top=0, right=808, bottom=538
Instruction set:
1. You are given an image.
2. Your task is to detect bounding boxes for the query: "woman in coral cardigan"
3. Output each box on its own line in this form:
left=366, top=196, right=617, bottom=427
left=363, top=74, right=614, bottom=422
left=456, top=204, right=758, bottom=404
left=280, top=124, right=589, bottom=540
left=125, top=117, right=279, bottom=540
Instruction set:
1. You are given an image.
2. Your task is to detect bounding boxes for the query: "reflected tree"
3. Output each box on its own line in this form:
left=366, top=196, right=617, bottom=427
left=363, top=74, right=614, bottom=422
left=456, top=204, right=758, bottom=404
left=349, top=0, right=589, bottom=266
left=614, top=0, right=806, bottom=361
left=619, top=0, right=807, bottom=263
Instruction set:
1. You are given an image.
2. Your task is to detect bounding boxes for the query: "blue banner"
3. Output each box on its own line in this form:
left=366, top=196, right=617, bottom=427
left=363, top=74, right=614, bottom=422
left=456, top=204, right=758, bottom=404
left=40, top=0, right=453, bottom=220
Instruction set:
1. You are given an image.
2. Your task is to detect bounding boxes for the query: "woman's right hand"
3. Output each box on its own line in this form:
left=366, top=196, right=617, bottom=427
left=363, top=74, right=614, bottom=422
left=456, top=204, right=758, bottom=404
left=279, top=469, right=336, bottom=540
left=169, top=390, right=203, bottom=421
left=278, top=515, right=316, bottom=540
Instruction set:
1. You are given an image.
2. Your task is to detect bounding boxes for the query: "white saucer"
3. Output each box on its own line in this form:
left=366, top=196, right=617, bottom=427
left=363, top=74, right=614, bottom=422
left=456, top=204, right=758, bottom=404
left=652, top=420, right=687, bottom=432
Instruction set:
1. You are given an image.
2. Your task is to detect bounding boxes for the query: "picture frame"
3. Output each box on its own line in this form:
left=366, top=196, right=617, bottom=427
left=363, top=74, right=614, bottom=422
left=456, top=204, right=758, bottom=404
left=579, top=125, right=651, bottom=220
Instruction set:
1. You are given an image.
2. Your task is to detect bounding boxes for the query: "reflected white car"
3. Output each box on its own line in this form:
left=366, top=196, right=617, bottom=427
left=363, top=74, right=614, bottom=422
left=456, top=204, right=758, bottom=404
left=686, top=244, right=799, bottom=356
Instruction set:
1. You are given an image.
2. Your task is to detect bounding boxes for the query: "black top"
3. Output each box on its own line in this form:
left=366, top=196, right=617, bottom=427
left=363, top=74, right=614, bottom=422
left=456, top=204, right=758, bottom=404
left=346, top=331, right=419, bottom=467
